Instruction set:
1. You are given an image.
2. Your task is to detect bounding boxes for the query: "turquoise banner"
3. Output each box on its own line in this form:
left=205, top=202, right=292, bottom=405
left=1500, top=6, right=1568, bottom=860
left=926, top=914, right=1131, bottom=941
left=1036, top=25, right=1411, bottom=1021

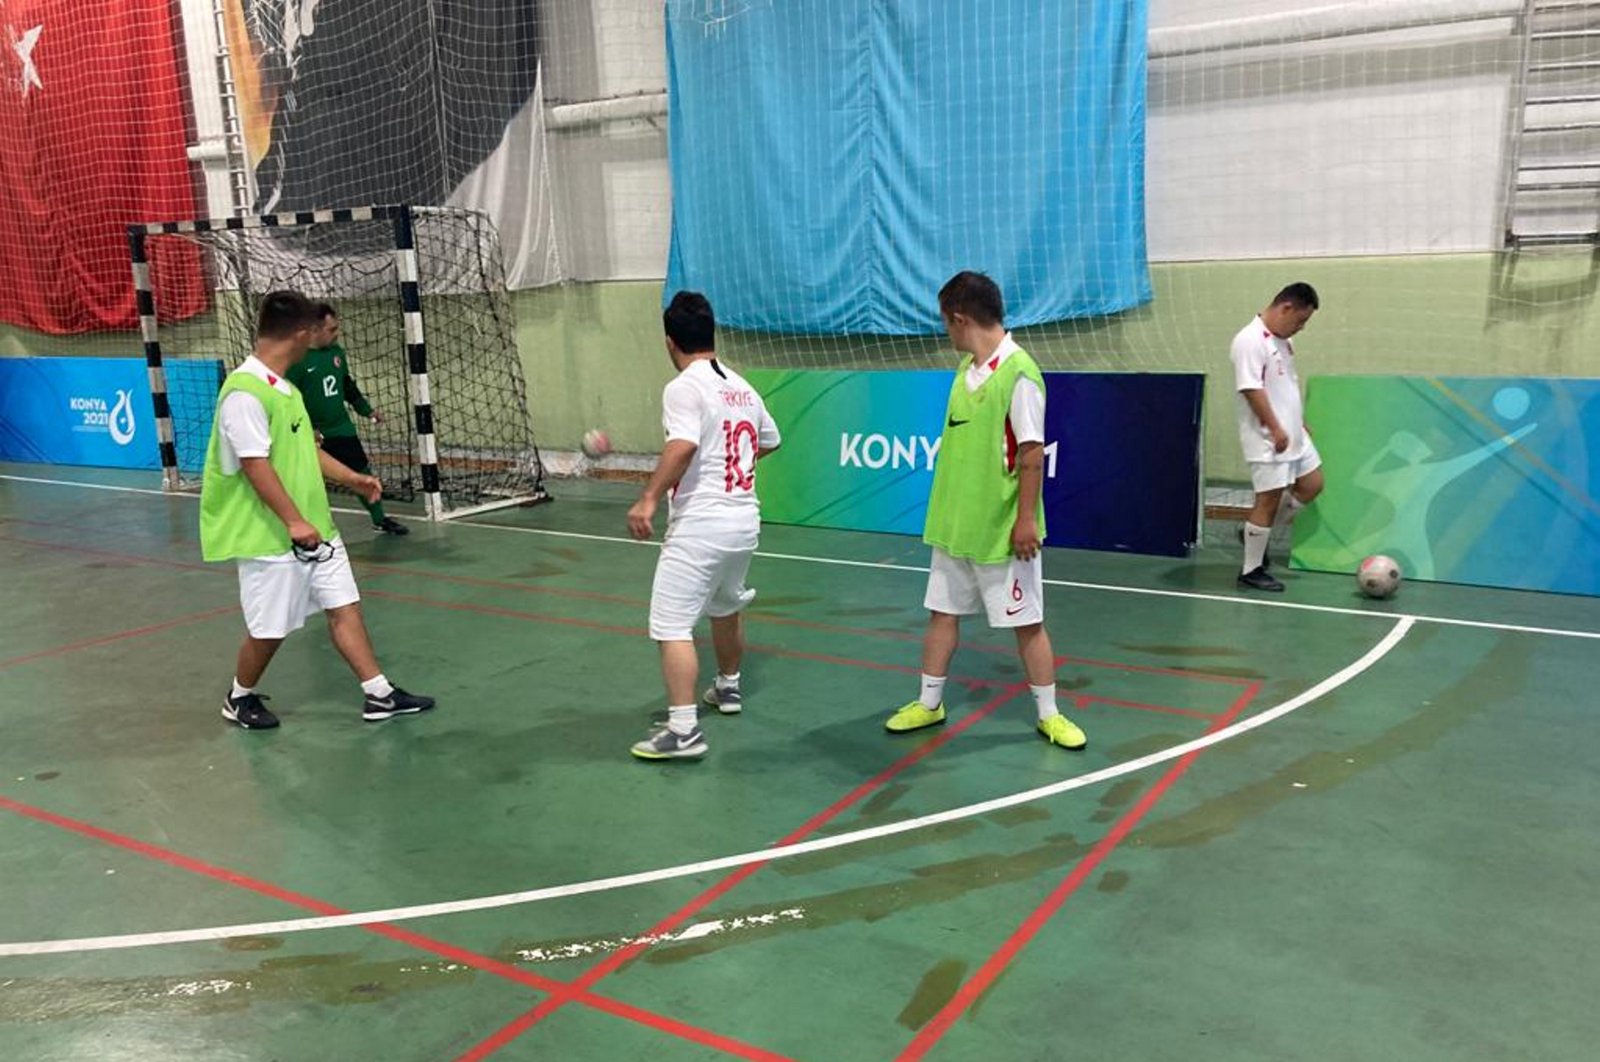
left=1294, top=376, right=1600, bottom=596
left=746, top=369, right=1204, bottom=556
left=0, top=357, right=221, bottom=472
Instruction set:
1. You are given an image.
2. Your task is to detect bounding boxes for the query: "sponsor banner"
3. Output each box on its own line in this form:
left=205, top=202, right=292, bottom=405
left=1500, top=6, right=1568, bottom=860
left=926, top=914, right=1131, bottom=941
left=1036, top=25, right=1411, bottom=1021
left=0, top=357, right=221, bottom=471
left=746, top=369, right=1203, bottom=557
left=1295, top=376, right=1600, bottom=596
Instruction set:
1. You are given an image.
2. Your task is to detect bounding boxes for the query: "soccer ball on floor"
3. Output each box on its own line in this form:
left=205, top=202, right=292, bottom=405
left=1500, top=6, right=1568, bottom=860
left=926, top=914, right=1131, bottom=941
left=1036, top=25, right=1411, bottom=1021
left=1357, top=555, right=1403, bottom=599
left=581, top=428, right=611, bottom=459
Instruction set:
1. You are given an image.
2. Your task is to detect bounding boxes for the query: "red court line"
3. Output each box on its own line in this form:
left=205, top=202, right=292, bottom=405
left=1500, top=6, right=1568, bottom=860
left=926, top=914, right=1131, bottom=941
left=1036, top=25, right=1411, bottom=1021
left=355, top=562, right=1254, bottom=688
left=0, top=794, right=794, bottom=1062
left=1076, top=693, right=1220, bottom=722
left=0, top=605, right=239, bottom=671
left=0, top=531, right=213, bottom=574
left=362, top=589, right=997, bottom=693
left=452, top=683, right=1032, bottom=1061
left=893, top=680, right=1263, bottom=1062
left=5, top=525, right=1252, bottom=692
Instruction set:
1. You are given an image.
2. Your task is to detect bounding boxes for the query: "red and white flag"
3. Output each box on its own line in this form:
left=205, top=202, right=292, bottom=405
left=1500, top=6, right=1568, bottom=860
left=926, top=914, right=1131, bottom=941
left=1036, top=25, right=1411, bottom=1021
left=0, top=0, right=205, bottom=334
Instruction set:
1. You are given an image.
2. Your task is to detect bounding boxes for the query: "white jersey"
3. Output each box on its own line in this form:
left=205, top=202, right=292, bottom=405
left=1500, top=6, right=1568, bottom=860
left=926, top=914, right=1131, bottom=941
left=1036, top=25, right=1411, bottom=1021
left=1230, top=315, right=1309, bottom=464
left=964, top=333, right=1045, bottom=448
left=661, top=358, right=781, bottom=540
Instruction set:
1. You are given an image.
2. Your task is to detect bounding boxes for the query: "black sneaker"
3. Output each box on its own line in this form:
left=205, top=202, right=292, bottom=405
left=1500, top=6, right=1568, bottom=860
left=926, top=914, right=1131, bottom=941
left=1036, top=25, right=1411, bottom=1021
left=363, top=686, right=435, bottom=721
left=1237, top=566, right=1285, bottom=593
left=373, top=517, right=410, bottom=536
left=223, top=691, right=280, bottom=730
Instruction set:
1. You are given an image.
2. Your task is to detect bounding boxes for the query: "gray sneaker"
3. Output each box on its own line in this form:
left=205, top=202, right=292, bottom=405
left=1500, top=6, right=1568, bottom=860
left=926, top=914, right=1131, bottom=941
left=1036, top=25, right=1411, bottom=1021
left=702, top=684, right=743, bottom=715
left=631, top=726, right=707, bottom=761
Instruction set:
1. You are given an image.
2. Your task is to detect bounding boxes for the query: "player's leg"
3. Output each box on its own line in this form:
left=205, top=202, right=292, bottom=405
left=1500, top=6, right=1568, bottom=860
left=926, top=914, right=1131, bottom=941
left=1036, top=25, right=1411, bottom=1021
left=636, top=538, right=712, bottom=759
left=887, top=550, right=973, bottom=732
left=1289, top=448, right=1325, bottom=510
left=224, top=558, right=313, bottom=730
left=979, top=556, right=1085, bottom=749
left=1240, top=463, right=1288, bottom=592
left=702, top=545, right=756, bottom=715
left=324, top=435, right=405, bottom=535
left=226, top=635, right=285, bottom=729
left=312, top=541, right=433, bottom=720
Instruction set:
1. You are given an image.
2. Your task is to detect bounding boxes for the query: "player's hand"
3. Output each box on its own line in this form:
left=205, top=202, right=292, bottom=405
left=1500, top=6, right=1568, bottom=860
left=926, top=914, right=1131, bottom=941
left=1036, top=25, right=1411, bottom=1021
left=628, top=496, right=657, bottom=540
left=370, top=409, right=384, bottom=424
left=1012, top=516, right=1041, bottom=561
left=287, top=519, right=322, bottom=549
left=1271, top=426, right=1291, bottom=453
left=352, top=474, right=383, bottom=504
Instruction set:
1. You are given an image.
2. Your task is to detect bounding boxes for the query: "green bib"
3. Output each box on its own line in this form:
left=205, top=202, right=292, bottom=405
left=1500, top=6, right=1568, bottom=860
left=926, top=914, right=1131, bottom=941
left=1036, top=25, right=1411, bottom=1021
left=923, top=350, right=1047, bottom=564
left=199, top=372, right=336, bottom=562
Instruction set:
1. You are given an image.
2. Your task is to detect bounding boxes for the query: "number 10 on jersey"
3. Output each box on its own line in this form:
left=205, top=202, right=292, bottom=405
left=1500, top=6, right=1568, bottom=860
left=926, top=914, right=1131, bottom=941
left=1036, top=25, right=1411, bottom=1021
left=724, top=419, right=757, bottom=492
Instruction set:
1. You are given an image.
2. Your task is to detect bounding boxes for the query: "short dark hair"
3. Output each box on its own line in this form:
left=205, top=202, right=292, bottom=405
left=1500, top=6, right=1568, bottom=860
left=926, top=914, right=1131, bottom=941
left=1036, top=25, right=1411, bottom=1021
left=312, top=301, right=338, bottom=321
left=1272, top=282, right=1319, bottom=311
left=256, top=291, right=321, bottom=339
left=938, top=271, right=1005, bottom=327
left=664, top=291, right=715, bottom=354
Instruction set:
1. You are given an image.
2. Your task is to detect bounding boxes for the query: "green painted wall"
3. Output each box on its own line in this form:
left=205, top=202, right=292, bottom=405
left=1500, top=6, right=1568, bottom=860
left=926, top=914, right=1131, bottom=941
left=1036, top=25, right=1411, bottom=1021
left=7, top=252, right=1598, bottom=483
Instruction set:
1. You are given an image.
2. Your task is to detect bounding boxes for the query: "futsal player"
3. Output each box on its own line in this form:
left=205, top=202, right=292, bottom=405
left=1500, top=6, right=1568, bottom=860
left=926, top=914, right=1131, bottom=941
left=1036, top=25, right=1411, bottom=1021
left=1231, top=282, right=1324, bottom=593
left=884, top=272, right=1087, bottom=751
left=201, top=291, right=435, bottom=730
left=288, top=303, right=409, bottom=535
left=625, top=292, right=782, bottom=761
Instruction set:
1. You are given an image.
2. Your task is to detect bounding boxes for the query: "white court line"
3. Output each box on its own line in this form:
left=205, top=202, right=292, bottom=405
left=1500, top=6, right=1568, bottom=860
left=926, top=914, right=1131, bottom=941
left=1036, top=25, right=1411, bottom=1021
left=3, top=471, right=1596, bottom=640
left=0, top=618, right=1413, bottom=957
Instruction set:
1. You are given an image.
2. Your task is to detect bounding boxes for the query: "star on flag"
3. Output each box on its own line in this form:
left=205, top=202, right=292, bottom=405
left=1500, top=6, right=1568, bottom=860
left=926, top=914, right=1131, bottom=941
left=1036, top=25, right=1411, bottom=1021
left=10, top=23, right=43, bottom=99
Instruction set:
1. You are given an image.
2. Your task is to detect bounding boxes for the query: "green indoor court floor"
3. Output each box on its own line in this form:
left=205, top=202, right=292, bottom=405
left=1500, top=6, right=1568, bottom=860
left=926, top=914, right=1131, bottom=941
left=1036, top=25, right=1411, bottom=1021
left=1, top=462, right=1598, bottom=1062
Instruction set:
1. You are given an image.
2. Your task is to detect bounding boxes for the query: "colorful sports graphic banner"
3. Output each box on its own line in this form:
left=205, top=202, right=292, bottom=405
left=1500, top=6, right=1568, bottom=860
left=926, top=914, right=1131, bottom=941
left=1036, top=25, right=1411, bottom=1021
left=745, top=370, right=1203, bottom=557
left=1294, top=376, right=1600, bottom=596
left=0, top=357, right=220, bottom=472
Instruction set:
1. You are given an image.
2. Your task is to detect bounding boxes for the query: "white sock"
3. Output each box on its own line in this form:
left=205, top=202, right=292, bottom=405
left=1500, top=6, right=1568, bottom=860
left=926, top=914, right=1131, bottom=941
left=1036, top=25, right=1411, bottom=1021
left=1030, top=683, right=1059, bottom=722
left=667, top=704, right=699, bottom=736
left=1276, top=492, right=1305, bottom=531
left=1242, top=522, right=1271, bottom=574
left=919, top=674, right=947, bottom=710
left=716, top=671, right=741, bottom=691
left=231, top=678, right=254, bottom=699
left=361, top=674, right=395, bottom=699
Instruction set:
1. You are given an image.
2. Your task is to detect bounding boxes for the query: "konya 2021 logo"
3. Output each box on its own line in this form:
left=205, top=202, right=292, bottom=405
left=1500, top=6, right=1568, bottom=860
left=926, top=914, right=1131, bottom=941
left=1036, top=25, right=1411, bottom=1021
left=69, top=389, right=137, bottom=446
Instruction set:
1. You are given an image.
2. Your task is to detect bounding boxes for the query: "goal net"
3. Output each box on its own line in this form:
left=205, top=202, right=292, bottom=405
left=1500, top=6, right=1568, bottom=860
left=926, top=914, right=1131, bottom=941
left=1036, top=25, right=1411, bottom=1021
left=130, top=205, right=547, bottom=520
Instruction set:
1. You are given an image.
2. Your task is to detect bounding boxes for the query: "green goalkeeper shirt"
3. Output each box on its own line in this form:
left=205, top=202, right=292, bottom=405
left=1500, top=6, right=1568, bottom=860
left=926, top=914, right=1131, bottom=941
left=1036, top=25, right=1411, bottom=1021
left=288, top=344, right=373, bottom=439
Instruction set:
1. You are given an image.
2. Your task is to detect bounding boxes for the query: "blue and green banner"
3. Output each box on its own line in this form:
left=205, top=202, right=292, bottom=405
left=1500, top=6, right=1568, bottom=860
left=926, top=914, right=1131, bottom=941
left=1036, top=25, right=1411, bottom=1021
left=0, top=356, right=221, bottom=472
left=1294, top=376, right=1600, bottom=595
left=746, top=369, right=1203, bottom=557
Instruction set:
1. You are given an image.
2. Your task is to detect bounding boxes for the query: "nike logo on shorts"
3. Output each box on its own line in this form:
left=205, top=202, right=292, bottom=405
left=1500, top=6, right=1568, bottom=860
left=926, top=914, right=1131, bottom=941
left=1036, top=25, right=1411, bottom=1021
left=947, top=416, right=970, bottom=427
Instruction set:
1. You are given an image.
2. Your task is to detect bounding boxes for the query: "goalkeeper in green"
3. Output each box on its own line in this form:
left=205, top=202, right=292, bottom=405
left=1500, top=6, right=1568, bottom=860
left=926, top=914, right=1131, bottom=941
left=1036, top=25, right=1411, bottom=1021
left=288, top=304, right=409, bottom=535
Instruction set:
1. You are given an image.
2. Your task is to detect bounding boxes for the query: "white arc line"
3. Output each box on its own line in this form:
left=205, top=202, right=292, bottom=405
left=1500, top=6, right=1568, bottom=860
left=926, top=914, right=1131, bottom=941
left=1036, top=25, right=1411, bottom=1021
left=0, top=618, right=1413, bottom=958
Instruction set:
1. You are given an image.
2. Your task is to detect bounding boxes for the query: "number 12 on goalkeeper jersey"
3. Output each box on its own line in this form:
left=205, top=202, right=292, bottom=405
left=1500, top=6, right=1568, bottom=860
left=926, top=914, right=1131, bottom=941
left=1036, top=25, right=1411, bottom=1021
left=661, top=359, right=781, bottom=535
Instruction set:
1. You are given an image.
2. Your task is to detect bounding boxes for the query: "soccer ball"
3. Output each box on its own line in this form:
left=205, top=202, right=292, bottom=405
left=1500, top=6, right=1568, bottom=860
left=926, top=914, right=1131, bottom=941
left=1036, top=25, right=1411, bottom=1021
left=581, top=428, right=611, bottom=459
left=1357, top=555, right=1403, bottom=599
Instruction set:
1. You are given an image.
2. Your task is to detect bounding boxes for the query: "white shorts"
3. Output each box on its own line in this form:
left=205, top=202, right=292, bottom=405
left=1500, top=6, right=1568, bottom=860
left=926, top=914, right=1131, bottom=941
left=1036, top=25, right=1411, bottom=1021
left=237, top=538, right=361, bottom=640
left=924, top=548, right=1044, bottom=628
left=1249, top=443, right=1323, bottom=493
left=649, top=534, right=757, bottom=641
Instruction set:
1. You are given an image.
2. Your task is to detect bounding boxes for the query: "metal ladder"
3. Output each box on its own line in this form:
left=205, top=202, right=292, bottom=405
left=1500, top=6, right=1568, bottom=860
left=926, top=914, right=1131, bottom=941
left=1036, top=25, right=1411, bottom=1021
left=1503, top=0, right=1600, bottom=248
